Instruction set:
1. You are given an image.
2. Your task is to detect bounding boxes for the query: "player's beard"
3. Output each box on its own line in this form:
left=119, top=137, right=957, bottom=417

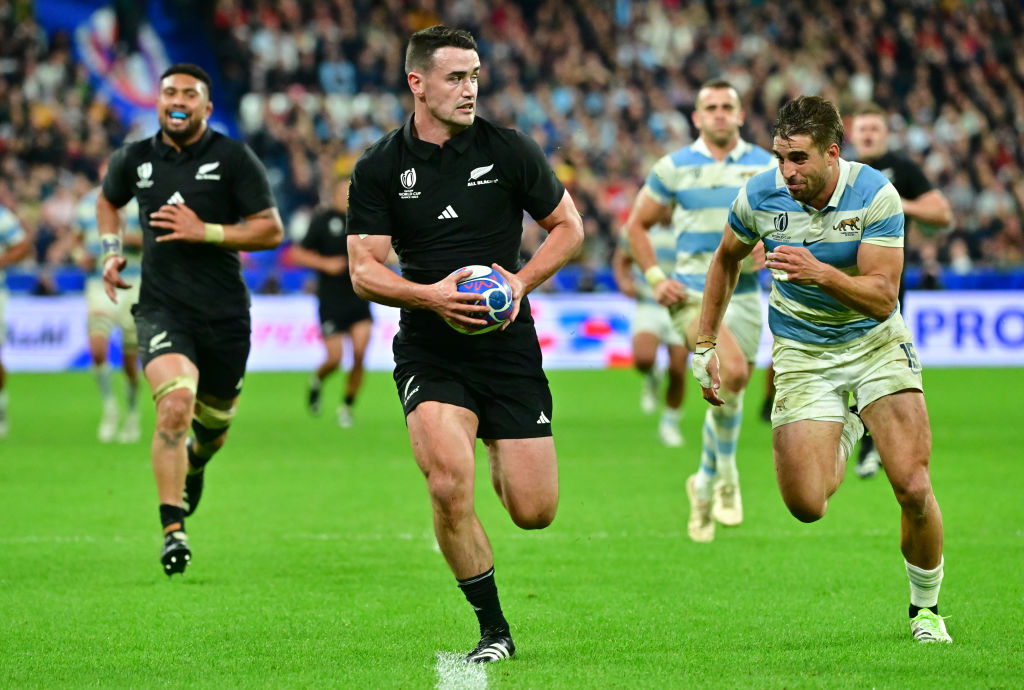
left=704, top=127, right=737, bottom=149
left=160, top=114, right=204, bottom=146
left=787, top=172, right=826, bottom=204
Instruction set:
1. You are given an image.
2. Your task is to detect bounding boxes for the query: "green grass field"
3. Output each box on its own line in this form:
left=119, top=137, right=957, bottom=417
left=2, top=367, right=1022, bottom=688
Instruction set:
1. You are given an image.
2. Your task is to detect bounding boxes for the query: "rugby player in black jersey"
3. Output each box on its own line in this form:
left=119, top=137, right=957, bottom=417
left=346, top=26, right=584, bottom=663
left=291, top=176, right=372, bottom=427
left=98, top=63, right=283, bottom=576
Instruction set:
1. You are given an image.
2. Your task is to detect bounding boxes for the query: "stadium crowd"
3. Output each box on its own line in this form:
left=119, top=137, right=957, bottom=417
left=2, top=0, right=1024, bottom=293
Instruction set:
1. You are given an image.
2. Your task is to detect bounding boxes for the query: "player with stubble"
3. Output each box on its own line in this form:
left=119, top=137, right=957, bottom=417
left=694, top=96, right=951, bottom=644
left=346, top=26, right=583, bottom=663
left=98, top=64, right=283, bottom=576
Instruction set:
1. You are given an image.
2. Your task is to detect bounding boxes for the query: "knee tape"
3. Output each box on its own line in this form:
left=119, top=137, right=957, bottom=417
left=152, top=375, right=197, bottom=402
left=194, top=399, right=235, bottom=429
left=192, top=400, right=236, bottom=444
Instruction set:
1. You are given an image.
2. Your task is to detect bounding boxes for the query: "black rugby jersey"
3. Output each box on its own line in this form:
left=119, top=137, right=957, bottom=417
left=865, top=151, right=933, bottom=212
left=863, top=150, right=935, bottom=298
left=103, top=127, right=275, bottom=321
left=300, top=208, right=361, bottom=306
left=347, top=115, right=565, bottom=355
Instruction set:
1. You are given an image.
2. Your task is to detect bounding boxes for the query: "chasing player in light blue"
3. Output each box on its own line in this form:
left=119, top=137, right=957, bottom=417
left=694, top=95, right=950, bottom=644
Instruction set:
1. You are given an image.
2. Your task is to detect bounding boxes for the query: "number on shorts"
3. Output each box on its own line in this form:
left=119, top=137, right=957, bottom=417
left=899, top=342, right=921, bottom=373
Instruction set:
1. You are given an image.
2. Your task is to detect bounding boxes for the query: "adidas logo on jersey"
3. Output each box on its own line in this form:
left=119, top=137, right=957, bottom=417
left=536, top=411, right=551, bottom=424
left=166, top=191, right=185, bottom=205
left=437, top=205, right=458, bottom=220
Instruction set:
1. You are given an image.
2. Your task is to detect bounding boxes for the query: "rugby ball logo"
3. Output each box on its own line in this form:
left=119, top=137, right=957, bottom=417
left=449, top=265, right=514, bottom=335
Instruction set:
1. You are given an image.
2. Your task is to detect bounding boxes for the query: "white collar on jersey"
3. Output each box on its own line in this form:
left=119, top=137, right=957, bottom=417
left=692, top=136, right=752, bottom=163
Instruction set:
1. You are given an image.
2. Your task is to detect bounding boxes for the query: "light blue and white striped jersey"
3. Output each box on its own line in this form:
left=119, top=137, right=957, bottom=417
left=75, top=188, right=143, bottom=278
left=729, top=158, right=904, bottom=345
left=643, top=137, right=774, bottom=296
left=0, top=204, right=27, bottom=285
left=619, top=223, right=677, bottom=304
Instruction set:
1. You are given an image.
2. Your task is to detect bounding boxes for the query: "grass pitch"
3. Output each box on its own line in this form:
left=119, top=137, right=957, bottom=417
left=2, top=367, right=1022, bottom=688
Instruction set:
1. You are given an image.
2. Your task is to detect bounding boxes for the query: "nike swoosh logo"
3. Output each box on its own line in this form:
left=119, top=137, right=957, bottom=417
left=803, top=238, right=824, bottom=246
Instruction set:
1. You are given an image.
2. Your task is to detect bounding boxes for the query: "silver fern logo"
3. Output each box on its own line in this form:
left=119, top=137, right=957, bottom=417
left=469, top=164, right=493, bottom=180
left=467, top=163, right=498, bottom=187
left=195, top=161, right=221, bottom=180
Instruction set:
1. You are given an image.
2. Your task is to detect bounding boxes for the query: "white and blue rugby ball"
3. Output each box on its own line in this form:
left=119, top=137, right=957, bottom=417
left=450, top=265, right=514, bottom=335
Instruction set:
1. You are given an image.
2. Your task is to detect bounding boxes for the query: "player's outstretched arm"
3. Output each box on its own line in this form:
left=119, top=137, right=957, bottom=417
left=150, top=204, right=284, bottom=251
left=610, top=245, right=638, bottom=298
left=902, top=189, right=952, bottom=228
left=290, top=245, right=346, bottom=276
left=694, top=226, right=753, bottom=405
left=490, top=190, right=583, bottom=326
left=624, top=190, right=686, bottom=307
left=514, top=190, right=584, bottom=295
left=347, top=233, right=490, bottom=331
left=0, top=235, right=31, bottom=269
left=96, top=191, right=129, bottom=302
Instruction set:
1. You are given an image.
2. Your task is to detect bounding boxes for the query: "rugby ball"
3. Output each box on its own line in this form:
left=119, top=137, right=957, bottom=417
left=449, top=265, right=514, bottom=334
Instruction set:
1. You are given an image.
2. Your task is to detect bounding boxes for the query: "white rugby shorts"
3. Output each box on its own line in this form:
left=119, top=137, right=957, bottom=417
left=770, top=311, right=923, bottom=427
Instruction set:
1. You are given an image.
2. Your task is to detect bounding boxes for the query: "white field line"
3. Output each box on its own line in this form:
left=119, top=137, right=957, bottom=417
left=434, top=651, right=487, bottom=690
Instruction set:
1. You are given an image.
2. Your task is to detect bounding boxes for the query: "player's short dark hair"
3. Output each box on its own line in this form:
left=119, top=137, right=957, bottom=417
left=771, top=96, right=844, bottom=152
left=696, top=79, right=739, bottom=106
left=160, top=63, right=213, bottom=99
left=851, top=102, right=887, bottom=119
left=699, top=78, right=736, bottom=93
left=405, top=25, right=477, bottom=74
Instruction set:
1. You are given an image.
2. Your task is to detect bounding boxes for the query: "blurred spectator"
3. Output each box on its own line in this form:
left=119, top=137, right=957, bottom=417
left=4, top=0, right=1024, bottom=294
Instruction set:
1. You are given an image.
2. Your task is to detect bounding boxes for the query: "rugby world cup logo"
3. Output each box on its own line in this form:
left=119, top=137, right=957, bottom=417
left=399, top=168, right=421, bottom=199
left=773, top=212, right=789, bottom=232
left=136, top=162, right=153, bottom=188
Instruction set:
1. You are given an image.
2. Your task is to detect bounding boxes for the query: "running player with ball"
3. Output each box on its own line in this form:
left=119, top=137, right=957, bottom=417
left=347, top=26, right=583, bottom=663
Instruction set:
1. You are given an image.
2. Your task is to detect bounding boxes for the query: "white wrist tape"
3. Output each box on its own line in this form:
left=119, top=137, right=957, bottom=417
left=691, top=347, right=718, bottom=389
left=643, top=265, right=667, bottom=287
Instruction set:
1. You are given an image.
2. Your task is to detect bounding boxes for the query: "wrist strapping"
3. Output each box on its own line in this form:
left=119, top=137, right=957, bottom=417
left=203, top=223, right=225, bottom=244
left=695, top=334, right=717, bottom=355
left=99, top=233, right=122, bottom=265
left=643, top=265, right=668, bottom=287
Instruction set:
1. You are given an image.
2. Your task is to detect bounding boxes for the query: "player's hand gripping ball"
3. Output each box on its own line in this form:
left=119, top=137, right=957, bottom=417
left=450, top=265, right=514, bottom=334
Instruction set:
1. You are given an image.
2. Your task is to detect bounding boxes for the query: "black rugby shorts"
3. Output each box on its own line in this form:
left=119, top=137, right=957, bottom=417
left=319, top=297, right=372, bottom=336
left=393, top=361, right=553, bottom=439
left=134, top=306, right=251, bottom=400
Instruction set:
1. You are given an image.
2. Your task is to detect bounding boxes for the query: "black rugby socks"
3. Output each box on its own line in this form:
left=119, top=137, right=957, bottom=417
left=458, top=566, right=510, bottom=636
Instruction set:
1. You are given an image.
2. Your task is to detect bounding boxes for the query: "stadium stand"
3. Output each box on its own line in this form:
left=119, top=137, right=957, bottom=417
left=3, top=0, right=1024, bottom=294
